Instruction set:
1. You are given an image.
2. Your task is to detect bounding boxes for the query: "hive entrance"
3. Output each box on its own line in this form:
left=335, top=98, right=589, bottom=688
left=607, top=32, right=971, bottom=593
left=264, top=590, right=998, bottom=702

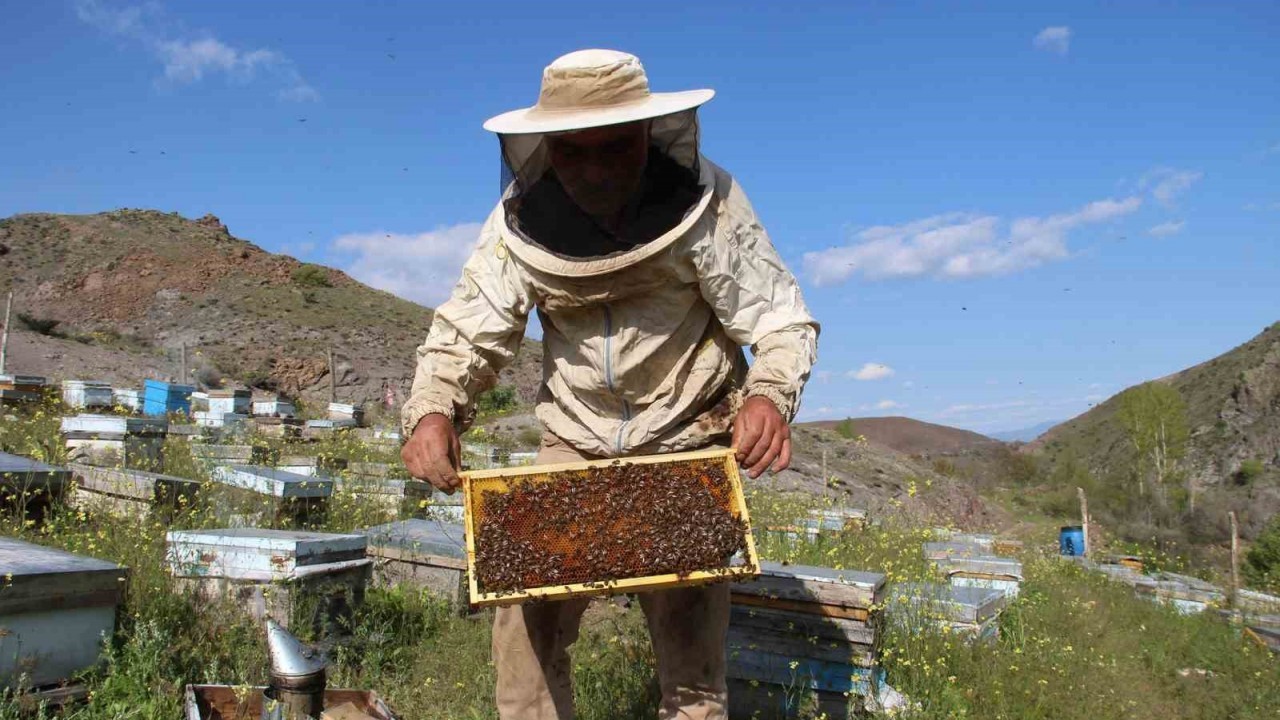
left=470, top=455, right=750, bottom=597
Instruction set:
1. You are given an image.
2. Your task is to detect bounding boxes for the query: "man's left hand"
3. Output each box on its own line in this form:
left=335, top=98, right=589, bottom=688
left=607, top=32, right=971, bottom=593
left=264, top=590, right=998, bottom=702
left=731, top=395, right=791, bottom=479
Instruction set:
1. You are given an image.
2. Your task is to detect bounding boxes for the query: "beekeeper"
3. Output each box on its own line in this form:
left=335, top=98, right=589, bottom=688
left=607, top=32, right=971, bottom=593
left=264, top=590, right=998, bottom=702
left=401, top=49, right=818, bottom=720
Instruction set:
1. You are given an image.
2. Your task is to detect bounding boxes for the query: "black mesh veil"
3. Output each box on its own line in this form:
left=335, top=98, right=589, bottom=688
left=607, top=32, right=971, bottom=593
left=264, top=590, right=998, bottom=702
left=497, top=109, right=704, bottom=252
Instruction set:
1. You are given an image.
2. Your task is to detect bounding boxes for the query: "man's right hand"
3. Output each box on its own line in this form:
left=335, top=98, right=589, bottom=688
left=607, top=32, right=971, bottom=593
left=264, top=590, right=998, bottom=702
left=401, top=413, right=462, bottom=493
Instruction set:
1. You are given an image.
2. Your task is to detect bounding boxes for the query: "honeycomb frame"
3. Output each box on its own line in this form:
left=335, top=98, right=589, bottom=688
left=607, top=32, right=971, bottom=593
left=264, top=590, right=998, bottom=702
left=461, top=447, right=760, bottom=607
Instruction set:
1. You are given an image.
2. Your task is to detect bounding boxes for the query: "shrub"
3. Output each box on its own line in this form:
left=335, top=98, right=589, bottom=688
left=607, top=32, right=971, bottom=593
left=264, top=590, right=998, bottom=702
left=292, top=263, right=332, bottom=288
left=477, top=385, right=519, bottom=415
left=1244, top=513, right=1280, bottom=592
left=16, top=312, right=61, bottom=336
left=834, top=418, right=856, bottom=439
left=1236, top=458, right=1265, bottom=485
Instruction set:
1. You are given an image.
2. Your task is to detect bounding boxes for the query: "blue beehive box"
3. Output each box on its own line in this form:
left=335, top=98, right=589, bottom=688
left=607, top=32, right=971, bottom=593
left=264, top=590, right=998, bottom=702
left=143, top=380, right=195, bottom=417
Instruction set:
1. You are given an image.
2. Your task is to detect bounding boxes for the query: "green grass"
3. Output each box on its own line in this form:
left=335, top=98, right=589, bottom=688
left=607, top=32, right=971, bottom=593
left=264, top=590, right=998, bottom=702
left=2, top=403, right=1278, bottom=719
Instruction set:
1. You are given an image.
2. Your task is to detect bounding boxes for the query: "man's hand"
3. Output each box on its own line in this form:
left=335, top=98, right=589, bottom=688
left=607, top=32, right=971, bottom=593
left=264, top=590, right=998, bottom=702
left=401, top=413, right=463, bottom=493
left=731, top=395, right=791, bottom=479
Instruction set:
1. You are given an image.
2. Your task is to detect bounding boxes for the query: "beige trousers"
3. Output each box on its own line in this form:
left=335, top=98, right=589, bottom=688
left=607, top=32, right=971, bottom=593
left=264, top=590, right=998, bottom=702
left=492, top=434, right=730, bottom=720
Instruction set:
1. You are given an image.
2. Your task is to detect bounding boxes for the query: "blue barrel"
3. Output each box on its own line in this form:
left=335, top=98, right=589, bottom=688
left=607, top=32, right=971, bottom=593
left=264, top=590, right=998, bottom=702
left=1059, top=526, right=1085, bottom=556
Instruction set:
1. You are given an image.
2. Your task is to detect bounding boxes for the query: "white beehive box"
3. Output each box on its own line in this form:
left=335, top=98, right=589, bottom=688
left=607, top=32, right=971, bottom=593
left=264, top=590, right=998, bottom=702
left=0, top=452, right=71, bottom=518
left=276, top=455, right=348, bottom=478
left=252, top=398, right=297, bottom=418
left=888, top=582, right=1008, bottom=640
left=193, top=411, right=249, bottom=428
left=112, top=388, right=143, bottom=412
left=930, top=554, right=1023, bottom=598
left=165, top=528, right=370, bottom=634
left=207, top=389, right=251, bottom=416
left=359, top=519, right=467, bottom=606
left=62, top=380, right=113, bottom=409
left=211, top=465, right=333, bottom=498
left=0, top=536, right=128, bottom=689
left=61, top=414, right=168, bottom=470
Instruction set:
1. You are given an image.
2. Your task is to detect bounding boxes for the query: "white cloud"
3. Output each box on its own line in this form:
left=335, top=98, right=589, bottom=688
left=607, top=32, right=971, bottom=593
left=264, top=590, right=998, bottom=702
left=1147, top=220, right=1185, bottom=237
left=875, top=400, right=901, bottom=410
left=850, top=363, right=895, bottom=381
left=902, top=380, right=915, bottom=389
left=1264, top=142, right=1280, bottom=157
left=1033, top=26, right=1072, bottom=55
left=804, top=195, right=1141, bottom=286
left=76, top=0, right=316, bottom=101
left=332, top=223, right=484, bottom=307
left=1140, top=167, right=1202, bottom=206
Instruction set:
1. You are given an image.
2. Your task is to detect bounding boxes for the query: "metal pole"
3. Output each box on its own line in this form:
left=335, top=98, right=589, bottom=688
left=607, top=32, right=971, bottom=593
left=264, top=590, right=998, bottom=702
left=1230, top=511, right=1240, bottom=609
left=1077, top=487, right=1090, bottom=556
left=0, top=290, right=12, bottom=376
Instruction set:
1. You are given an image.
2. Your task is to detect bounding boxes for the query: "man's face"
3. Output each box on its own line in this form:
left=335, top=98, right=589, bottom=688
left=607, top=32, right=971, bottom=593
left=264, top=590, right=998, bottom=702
left=546, top=122, right=649, bottom=220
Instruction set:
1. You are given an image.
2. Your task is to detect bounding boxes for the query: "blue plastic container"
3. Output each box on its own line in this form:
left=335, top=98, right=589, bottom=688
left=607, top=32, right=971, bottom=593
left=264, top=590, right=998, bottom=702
left=1059, top=526, right=1085, bottom=556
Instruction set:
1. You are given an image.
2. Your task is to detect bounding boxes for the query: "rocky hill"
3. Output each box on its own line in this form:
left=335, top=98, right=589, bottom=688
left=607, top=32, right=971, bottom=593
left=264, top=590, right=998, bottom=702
left=802, top=416, right=1001, bottom=456
left=0, top=209, right=540, bottom=415
left=1034, top=322, right=1279, bottom=486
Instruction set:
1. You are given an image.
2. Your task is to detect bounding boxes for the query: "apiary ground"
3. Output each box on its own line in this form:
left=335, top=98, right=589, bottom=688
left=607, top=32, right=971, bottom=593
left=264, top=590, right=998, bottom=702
left=473, top=458, right=748, bottom=594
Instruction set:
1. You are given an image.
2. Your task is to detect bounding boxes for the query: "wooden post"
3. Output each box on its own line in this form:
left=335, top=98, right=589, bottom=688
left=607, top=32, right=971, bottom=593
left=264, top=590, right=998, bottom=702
left=180, top=342, right=187, bottom=383
left=1077, top=487, right=1090, bottom=556
left=1230, top=511, right=1240, bottom=609
left=822, top=448, right=828, bottom=497
left=328, top=349, right=335, bottom=403
left=0, top=290, right=11, bottom=376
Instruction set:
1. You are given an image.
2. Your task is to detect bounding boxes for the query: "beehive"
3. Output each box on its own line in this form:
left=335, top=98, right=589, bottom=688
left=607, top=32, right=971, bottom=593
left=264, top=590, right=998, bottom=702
left=1, top=536, right=128, bottom=689
left=208, top=465, right=332, bottom=527
left=0, top=451, right=72, bottom=520
left=62, top=380, right=113, bottom=409
left=727, top=562, right=885, bottom=717
left=929, top=554, right=1023, bottom=598
left=888, top=582, right=1007, bottom=641
left=278, top=455, right=348, bottom=478
left=462, top=448, right=758, bottom=607
left=359, top=518, right=467, bottom=607
left=184, top=685, right=398, bottom=720
left=61, top=414, right=168, bottom=471
left=166, top=528, right=370, bottom=635
left=333, top=475, right=440, bottom=517
left=70, top=462, right=202, bottom=520
left=142, top=379, right=195, bottom=416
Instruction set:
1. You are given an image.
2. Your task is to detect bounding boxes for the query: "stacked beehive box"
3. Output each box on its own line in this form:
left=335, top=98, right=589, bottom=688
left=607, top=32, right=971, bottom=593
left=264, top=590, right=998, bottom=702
left=0, top=451, right=71, bottom=521
left=112, top=387, right=143, bottom=413
left=208, top=464, right=332, bottom=526
left=1135, top=571, right=1225, bottom=614
left=328, top=401, right=364, bottom=426
left=252, top=395, right=297, bottom=418
left=924, top=541, right=1023, bottom=598
left=1, top=536, right=128, bottom=695
left=277, top=454, right=348, bottom=478
left=193, top=388, right=251, bottom=428
left=889, top=582, right=1008, bottom=641
left=143, top=379, right=195, bottom=417
left=358, top=518, right=467, bottom=607
left=334, top=474, right=438, bottom=517
left=727, top=561, right=885, bottom=718
left=166, top=528, right=370, bottom=636
left=61, top=414, right=168, bottom=471
left=189, top=442, right=276, bottom=469
left=0, top=373, right=46, bottom=404
left=70, top=462, right=202, bottom=520
left=62, top=379, right=113, bottom=409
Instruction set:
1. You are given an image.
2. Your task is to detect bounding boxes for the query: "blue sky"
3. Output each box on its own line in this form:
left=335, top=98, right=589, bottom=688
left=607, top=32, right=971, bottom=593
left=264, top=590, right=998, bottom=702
left=2, top=1, right=1277, bottom=434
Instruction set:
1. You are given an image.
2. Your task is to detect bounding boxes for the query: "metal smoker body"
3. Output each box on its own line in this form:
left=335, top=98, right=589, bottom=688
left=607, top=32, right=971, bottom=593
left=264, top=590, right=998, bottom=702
left=264, top=619, right=327, bottom=719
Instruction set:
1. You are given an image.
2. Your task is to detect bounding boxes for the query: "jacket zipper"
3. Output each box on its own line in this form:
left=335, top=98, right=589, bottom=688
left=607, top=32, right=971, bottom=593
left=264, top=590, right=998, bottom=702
left=602, top=305, right=631, bottom=454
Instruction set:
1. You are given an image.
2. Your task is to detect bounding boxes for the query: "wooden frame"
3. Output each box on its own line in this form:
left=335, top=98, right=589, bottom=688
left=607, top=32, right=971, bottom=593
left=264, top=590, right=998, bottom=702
left=461, top=447, right=759, bottom=607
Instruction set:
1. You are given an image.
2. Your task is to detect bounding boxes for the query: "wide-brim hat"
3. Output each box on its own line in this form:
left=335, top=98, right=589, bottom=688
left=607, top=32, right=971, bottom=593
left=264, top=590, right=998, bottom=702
left=483, top=49, right=714, bottom=135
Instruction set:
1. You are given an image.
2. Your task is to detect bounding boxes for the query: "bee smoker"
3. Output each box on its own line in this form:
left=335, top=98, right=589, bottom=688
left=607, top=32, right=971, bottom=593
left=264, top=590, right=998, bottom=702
left=263, top=619, right=327, bottom=719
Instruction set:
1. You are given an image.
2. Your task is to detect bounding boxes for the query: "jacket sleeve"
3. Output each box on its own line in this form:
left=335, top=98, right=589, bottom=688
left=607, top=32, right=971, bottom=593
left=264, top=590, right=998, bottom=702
left=691, top=176, right=819, bottom=422
left=400, top=212, right=534, bottom=438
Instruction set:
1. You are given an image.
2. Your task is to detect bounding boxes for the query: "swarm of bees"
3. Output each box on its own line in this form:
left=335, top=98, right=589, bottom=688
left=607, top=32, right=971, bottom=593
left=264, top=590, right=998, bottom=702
left=474, top=458, right=748, bottom=595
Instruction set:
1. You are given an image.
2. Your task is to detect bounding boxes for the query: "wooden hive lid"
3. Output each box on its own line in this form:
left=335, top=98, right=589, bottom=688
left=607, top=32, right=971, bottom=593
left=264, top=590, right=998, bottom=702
left=0, top=536, right=127, bottom=613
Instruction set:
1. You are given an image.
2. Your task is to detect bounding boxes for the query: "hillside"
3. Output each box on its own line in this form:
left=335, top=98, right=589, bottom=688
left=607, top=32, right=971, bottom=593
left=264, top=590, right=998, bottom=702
left=0, top=209, right=541, bottom=412
left=1033, top=321, right=1280, bottom=536
left=803, top=416, right=1001, bottom=456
